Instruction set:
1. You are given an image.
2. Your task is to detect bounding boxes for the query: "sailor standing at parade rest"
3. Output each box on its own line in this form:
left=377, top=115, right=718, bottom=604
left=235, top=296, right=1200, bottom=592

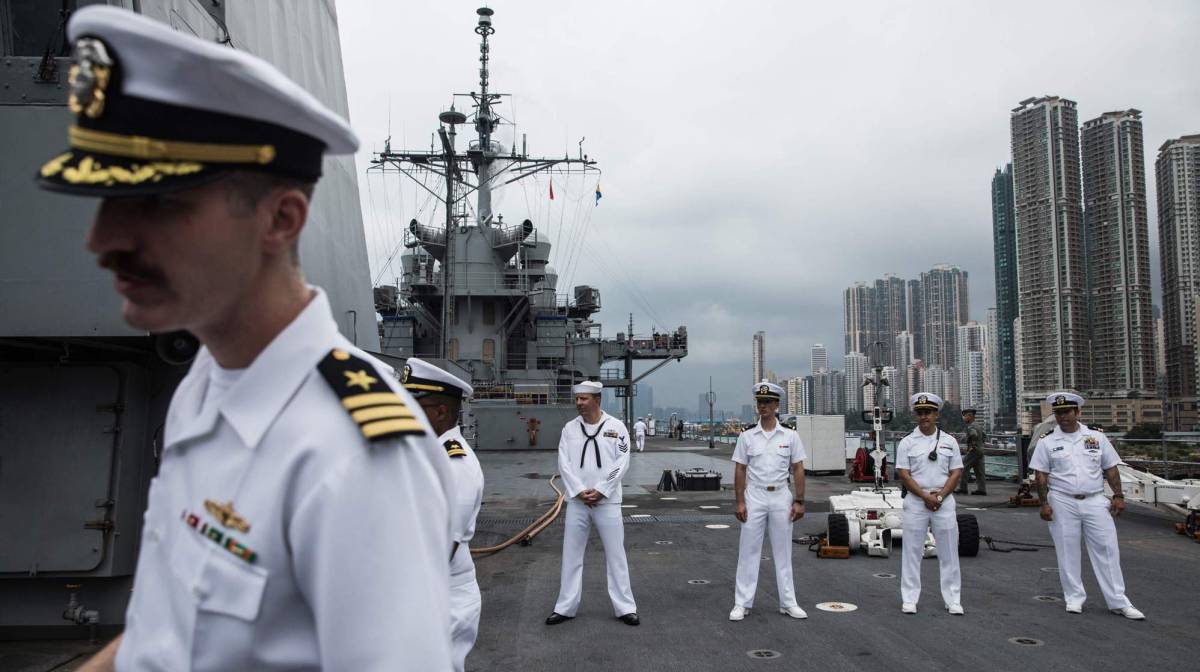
left=729, top=381, right=808, bottom=622
left=1029, top=392, right=1145, bottom=619
left=403, top=358, right=485, bottom=671
left=895, top=393, right=965, bottom=615
left=633, top=417, right=648, bottom=452
left=546, top=381, right=640, bottom=626
left=42, top=7, right=456, bottom=671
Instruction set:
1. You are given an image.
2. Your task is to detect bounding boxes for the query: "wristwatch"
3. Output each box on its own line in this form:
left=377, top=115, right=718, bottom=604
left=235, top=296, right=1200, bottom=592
left=935, top=494, right=944, bottom=503
left=794, top=499, right=804, bottom=504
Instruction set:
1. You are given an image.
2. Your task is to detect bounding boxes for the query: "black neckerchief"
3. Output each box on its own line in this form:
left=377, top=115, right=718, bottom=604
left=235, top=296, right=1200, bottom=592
left=580, top=418, right=608, bottom=468
left=926, top=427, right=942, bottom=462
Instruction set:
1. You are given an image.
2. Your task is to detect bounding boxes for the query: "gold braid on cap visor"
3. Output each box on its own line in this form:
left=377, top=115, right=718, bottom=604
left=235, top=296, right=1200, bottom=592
left=68, top=125, right=276, bottom=165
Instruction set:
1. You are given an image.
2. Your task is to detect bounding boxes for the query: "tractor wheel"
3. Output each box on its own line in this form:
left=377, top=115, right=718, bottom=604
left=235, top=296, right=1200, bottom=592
left=827, top=513, right=851, bottom=547
left=957, top=513, right=980, bottom=557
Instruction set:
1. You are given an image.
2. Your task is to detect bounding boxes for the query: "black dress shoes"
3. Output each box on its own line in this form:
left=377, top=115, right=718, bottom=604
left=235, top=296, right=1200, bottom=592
left=618, top=613, right=640, bottom=626
left=971, top=490, right=987, bottom=495
left=545, top=612, right=573, bottom=625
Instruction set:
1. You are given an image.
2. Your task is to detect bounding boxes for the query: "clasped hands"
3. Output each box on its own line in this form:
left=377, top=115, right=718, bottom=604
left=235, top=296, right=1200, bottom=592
left=577, top=489, right=606, bottom=507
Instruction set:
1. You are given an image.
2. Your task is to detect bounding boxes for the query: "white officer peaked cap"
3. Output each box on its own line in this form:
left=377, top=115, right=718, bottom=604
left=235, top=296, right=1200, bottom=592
left=400, top=358, right=473, bottom=399
left=38, top=5, right=357, bottom=196
left=1047, top=391, right=1084, bottom=409
left=753, top=380, right=784, bottom=401
left=910, top=392, right=943, bottom=411
left=572, top=381, right=603, bottom=395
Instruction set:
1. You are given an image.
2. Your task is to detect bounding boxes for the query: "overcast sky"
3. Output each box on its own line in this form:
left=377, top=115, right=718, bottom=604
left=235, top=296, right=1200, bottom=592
left=337, top=0, right=1200, bottom=413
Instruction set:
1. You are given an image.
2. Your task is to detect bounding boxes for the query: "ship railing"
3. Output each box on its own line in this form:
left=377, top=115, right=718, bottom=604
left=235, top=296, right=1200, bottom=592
left=472, top=382, right=578, bottom=405
left=453, top=271, right=532, bottom=293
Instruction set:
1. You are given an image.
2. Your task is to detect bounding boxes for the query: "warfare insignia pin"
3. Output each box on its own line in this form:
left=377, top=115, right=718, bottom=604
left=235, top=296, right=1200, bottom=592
left=204, top=499, right=251, bottom=533
left=68, top=38, right=113, bottom=119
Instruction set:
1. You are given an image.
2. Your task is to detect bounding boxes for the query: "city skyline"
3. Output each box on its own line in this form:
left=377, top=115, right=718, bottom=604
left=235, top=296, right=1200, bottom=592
left=344, top=2, right=1200, bottom=411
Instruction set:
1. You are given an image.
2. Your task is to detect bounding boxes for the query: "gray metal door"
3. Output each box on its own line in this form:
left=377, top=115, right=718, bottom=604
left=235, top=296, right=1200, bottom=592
left=0, top=364, right=120, bottom=573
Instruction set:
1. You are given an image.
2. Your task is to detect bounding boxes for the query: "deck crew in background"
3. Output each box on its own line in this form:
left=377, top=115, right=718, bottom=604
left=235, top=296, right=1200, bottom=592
left=44, top=7, right=455, bottom=670
left=1029, top=393, right=1145, bottom=620
left=546, top=381, right=640, bottom=626
left=895, top=393, right=965, bottom=615
left=634, top=417, right=647, bottom=452
left=957, top=408, right=987, bottom=495
left=403, top=358, right=485, bottom=671
left=729, top=381, right=807, bottom=622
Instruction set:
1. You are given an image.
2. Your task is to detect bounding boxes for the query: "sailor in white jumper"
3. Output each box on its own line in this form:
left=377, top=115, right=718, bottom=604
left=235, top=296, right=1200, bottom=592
left=403, top=358, right=486, bottom=670
left=1030, top=392, right=1144, bottom=620
left=546, top=381, right=640, bottom=626
left=894, top=393, right=964, bottom=615
left=633, top=417, right=647, bottom=452
left=729, top=381, right=807, bottom=622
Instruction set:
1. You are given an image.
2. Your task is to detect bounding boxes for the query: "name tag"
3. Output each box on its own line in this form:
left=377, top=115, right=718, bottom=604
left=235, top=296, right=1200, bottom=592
left=1051, top=445, right=1065, bottom=452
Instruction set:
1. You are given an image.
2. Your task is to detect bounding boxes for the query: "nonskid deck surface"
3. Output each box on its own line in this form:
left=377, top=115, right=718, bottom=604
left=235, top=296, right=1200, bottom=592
left=469, top=437, right=1197, bottom=672
left=4, top=436, right=1195, bottom=672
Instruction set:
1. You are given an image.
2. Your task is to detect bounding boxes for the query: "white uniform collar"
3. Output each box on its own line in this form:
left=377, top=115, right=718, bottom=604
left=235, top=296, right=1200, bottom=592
left=165, top=286, right=339, bottom=452
left=752, top=419, right=781, bottom=436
left=437, top=425, right=465, bottom=446
left=578, top=411, right=610, bottom=427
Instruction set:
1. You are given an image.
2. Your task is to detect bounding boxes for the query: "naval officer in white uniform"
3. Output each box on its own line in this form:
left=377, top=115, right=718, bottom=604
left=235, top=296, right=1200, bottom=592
left=1030, top=392, right=1144, bottom=619
left=403, top=359, right=486, bottom=670
left=40, top=8, right=456, bottom=670
left=729, top=382, right=808, bottom=621
left=546, top=381, right=640, bottom=626
left=633, top=417, right=648, bottom=452
left=895, top=393, right=965, bottom=615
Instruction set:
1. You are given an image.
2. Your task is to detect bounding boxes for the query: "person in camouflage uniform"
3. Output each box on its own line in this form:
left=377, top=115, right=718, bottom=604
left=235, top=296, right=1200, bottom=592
left=957, top=409, right=987, bottom=495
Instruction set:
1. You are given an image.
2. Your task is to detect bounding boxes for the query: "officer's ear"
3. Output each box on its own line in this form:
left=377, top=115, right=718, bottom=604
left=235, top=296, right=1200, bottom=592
left=263, top=187, right=309, bottom=264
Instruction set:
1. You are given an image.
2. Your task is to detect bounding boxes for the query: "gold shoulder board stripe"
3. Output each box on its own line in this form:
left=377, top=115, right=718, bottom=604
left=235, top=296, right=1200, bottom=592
left=444, top=439, right=467, bottom=459
left=317, top=349, right=424, bottom=443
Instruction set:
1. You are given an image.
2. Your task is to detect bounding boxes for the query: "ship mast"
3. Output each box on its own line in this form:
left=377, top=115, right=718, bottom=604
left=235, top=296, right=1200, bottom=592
left=370, top=6, right=599, bottom=360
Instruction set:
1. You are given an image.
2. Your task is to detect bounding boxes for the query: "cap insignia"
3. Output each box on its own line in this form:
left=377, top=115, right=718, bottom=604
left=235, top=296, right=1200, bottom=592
left=68, top=38, right=113, bottom=119
left=758, top=384, right=770, bottom=395
left=401, top=364, right=412, bottom=383
left=917, top=395, right=928, bottom=404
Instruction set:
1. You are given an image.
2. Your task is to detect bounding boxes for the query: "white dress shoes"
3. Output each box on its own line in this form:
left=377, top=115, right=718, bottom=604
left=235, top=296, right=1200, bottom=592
left=901, top=603, right=917, bottom=614
left=1113, top=606, right=1145, bottom=620
left=729, top=605, right=747, bottom=621
left=779, top=605, right=808, bottom=619
left=1065, top=603, right=1083, bottom=614
left=946, top=604, right=964, bottom=615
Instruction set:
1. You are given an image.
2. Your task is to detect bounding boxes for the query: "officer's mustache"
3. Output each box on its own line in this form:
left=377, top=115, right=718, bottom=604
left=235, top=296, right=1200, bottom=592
left=98, top=251, right=165, bottom=285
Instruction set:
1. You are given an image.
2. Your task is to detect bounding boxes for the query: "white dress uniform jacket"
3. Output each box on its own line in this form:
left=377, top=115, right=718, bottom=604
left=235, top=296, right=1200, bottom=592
left=895, top=427, right=964, bottom=607
left=116, top=288, right=455, bottom=671
left=442, top=426, right=484, bottom=672
left=731, top=422, right=806, bottom=609
left=553, top=412, right=637, bottom=616
left=1029, top=424, right=1132, bottom=610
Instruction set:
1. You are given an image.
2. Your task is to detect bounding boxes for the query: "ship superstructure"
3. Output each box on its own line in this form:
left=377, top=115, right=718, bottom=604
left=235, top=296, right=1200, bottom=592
left=371, top=8, right=687, bottom=448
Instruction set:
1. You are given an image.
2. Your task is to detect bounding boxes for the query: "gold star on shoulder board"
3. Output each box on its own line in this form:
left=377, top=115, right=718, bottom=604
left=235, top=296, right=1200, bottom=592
left=344, top=369, right=378, bottom=391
